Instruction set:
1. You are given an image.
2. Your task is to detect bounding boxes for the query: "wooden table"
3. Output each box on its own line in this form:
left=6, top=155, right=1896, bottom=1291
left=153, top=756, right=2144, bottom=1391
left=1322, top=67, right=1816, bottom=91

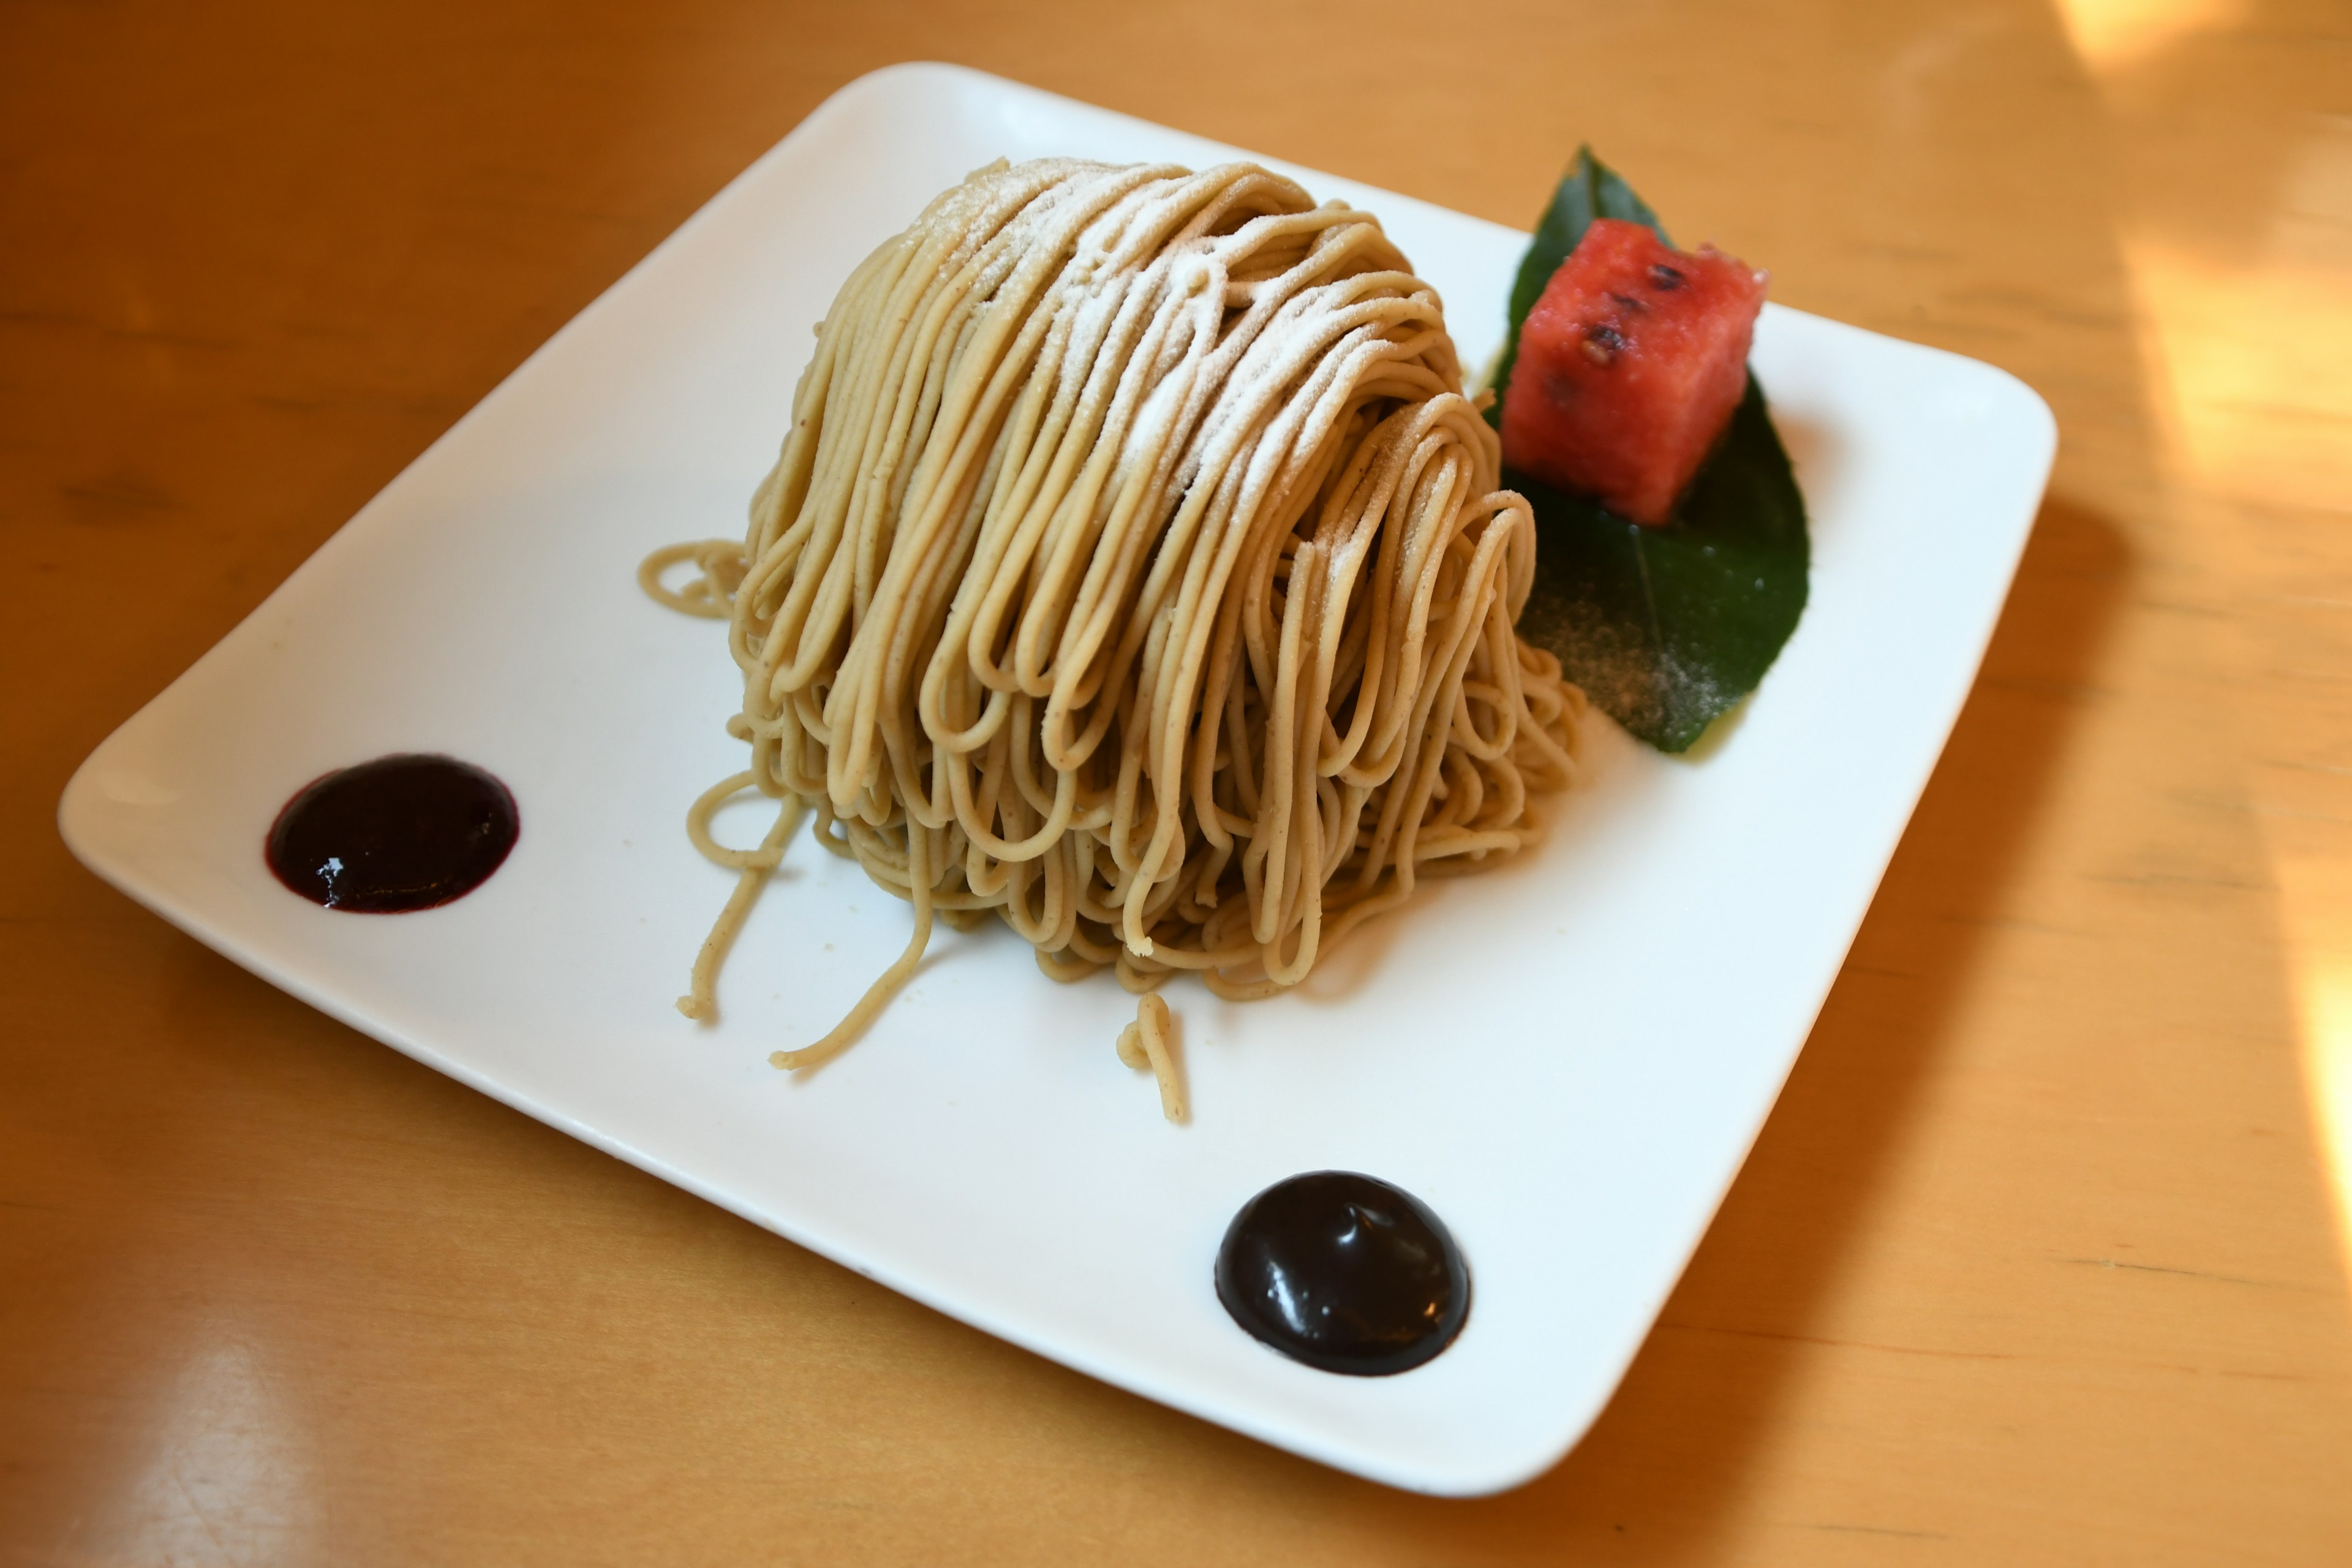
left=6, top=1, right=2349, bottom=1561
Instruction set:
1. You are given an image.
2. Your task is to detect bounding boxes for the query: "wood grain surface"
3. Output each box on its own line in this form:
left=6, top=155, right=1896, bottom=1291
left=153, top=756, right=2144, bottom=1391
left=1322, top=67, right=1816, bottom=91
left=5, top=1, right=2350, bottom=1562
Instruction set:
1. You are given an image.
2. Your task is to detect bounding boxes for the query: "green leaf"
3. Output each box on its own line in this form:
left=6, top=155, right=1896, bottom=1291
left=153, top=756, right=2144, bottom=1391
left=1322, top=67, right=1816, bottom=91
left=1510, top=379, right=1808, bottom=752
left=1493, top=151, right=1809, bottom=753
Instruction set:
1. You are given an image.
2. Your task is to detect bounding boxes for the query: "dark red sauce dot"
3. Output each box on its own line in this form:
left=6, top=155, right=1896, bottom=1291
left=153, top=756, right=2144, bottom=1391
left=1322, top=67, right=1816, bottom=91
left=265, top=754, right=518, bottom=913
left=1214, top=1171, right=1470, bottom=1376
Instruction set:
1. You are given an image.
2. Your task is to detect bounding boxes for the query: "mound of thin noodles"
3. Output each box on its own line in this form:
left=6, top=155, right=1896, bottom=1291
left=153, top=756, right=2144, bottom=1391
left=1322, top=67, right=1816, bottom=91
left=643, top=157, right=1585, bottom=1074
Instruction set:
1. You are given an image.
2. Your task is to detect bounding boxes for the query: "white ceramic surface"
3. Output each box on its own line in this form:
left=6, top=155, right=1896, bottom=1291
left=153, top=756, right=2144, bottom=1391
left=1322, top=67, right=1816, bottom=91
left=58, top=62, right=2056, bottom=1494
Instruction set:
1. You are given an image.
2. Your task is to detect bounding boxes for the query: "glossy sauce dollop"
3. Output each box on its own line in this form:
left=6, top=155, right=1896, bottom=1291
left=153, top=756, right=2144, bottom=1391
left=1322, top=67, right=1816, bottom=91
left=1214, top=1170, right=1469, bottom=1376
left=265, top=754, right=518, bottom=912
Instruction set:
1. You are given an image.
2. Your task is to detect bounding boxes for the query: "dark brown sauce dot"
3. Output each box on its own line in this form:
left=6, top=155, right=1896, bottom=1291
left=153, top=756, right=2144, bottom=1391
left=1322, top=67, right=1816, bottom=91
left=1214, top=1171, right=1469, bottom=1376
left=265, top=754, right=518, bottom=913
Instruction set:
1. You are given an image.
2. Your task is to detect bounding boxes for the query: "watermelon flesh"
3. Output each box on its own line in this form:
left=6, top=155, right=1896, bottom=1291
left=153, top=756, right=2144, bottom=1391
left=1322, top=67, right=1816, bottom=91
left=1499, top=219, right=1766, bottom=526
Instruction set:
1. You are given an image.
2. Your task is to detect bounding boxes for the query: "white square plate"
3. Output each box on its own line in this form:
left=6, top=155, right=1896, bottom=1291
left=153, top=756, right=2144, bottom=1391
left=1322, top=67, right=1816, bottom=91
left=59, top=63, right=2054, bottom=1494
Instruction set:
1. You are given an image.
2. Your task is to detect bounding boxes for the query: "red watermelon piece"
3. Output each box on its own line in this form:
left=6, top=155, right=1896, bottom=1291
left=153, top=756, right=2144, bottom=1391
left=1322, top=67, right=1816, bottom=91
left=1499, top=218, right=1766, bottom=526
